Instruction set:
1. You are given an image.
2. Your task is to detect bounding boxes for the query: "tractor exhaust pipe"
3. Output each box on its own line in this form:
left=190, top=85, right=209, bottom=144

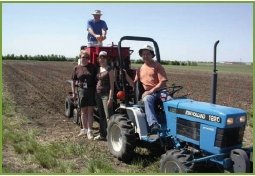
left=211, top=40, right=220, bottom=104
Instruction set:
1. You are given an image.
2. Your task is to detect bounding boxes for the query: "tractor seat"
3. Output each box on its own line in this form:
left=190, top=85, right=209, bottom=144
left=134, top=80, right=145, bottom=104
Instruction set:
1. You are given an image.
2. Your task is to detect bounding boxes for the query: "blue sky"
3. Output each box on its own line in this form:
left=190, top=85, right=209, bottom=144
left=2, top=3, right=253, bottom=62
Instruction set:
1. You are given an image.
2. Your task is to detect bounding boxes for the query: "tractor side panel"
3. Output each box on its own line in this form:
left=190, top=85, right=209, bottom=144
left=200, top=124, right=218, bottom=153
left=163, top=100, right=186, bottom=137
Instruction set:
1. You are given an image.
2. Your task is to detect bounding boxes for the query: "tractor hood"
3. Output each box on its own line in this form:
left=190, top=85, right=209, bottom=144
left=163, top=98, right=247, bottom=128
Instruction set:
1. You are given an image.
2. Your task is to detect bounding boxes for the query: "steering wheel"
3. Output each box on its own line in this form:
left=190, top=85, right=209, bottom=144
left=168, top=84, right=183, bottom=97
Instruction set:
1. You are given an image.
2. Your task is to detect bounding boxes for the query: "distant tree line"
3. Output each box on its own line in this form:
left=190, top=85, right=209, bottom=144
left=3, top=54, right=199, bottom=66
left=2, top=54, right=72, bottom=61
left=131, top=59, right=198, bottom=66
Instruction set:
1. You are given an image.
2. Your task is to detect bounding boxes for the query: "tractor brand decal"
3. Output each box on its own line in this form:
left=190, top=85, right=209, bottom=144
left=175, top=108, right=221, bottom=123
left=202, top=126, right=215, bottom=131
left=185, top=110, right=206, bottom=119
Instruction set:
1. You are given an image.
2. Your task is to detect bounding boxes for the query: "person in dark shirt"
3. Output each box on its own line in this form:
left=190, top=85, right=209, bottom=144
left=71, top=51, right=97, bottom=139
left=94, top=51, right=114, bottom=140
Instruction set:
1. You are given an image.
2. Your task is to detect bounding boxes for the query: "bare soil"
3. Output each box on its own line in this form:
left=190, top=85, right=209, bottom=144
left=2, top=60, right=253, bottom=173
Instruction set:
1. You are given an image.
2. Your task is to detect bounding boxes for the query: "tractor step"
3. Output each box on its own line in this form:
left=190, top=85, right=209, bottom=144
left=141, top=134, right=160, bottom=142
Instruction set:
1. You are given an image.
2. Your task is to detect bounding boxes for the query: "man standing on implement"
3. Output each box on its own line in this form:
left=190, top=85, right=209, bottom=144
left=87, top=10, right=108, bottom=46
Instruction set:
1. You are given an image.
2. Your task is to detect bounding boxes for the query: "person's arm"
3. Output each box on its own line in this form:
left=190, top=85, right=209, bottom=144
left=101, top=21, right=108, bottom=39
left=71, top=68, right=77, bottom=99
left=102, top=29, right=107, bottom=39
left=133, top=67, right=139, bottom=83
left=123, top=69, right=134, bottom=88
left=108, top=70, right=115, bottom=105
left=87, top=27, right=100, bottom=38
left=71, top=80, right=76, bottom=98
left=148, top=80, right=167, bottom=94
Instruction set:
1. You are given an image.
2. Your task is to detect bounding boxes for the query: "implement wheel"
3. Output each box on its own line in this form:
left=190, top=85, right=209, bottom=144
left=65, top=96, right=74, bottom=118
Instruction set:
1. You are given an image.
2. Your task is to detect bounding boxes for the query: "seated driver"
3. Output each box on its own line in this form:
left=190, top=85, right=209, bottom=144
left=133, top=44, right=168, bottom=133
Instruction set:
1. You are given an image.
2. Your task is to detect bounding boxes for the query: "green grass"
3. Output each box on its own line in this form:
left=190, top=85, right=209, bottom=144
left=86, top=158, right=117, bottom=174
left=2, top=92, right=118, bottom=173
left=132, top=63, right=253, bottom=75
left=171, top=63, right=252, bottom=74
left=3, top=92, right=159, bottom=173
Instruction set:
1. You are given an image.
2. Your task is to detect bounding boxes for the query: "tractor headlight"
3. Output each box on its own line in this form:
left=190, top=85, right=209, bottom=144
left=239, top=116, right=246, bottom=123
left=226, top=117, right=234, bottom=125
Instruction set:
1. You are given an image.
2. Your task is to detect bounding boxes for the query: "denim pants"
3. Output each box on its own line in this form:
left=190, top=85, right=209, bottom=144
left=142, top=90, right=164, bottom=127
left=87, top=41, right=102, bottom=47
left=95, top=93, right=113, bottom=137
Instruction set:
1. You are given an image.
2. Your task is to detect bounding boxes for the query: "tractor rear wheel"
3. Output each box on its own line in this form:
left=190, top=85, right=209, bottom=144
left=107, top=114, right=137, bottom=162
left=65, top=96, right=74, bottom=118
left=160, top=149, right=193, bottom=173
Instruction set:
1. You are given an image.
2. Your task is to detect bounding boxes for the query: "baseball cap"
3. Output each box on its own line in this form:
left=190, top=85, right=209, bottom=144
left=99, top=51, right=107, bottom=57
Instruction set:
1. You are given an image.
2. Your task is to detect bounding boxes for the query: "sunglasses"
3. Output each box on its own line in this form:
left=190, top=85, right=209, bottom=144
left=81, top=56, right=89, bottom=59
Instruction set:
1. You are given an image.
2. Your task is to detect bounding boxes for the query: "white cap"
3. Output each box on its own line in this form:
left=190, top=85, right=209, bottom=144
left=138, top=44, right=155, bottom=58
left=99, top=51, right=107, bottom=57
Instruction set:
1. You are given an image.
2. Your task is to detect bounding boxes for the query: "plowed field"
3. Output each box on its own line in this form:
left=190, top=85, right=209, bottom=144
left=3, top=60, right=253, bottom=173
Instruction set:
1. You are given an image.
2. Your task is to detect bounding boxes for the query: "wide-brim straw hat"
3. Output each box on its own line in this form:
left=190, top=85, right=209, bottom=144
left=92, top=10, right=102, bottom=16
left=138, top=44, right=155, bottom=58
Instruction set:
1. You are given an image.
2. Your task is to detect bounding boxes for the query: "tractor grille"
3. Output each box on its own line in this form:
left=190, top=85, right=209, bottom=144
left=176, top=118, right=200, bottom=141
left=215, top=127, right=244, bottom=148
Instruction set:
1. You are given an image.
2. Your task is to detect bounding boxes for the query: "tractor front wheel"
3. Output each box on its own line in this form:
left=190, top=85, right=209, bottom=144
left=107, top=114, right=137, bottom=162
left=160, top=149, right=193, bottom=173
left=230, top=149, right=250, bottom=173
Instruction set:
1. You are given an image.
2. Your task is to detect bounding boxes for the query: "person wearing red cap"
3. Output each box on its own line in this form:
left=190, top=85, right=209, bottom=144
left=87, top=10, right=108, bottom=46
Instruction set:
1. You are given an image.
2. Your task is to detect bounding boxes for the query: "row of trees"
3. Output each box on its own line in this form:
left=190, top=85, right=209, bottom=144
left=3, top=54, right=69, bottom=61
left=3, top=54, right=198, bottom=66
left=132, top=59, right=198, bottom=66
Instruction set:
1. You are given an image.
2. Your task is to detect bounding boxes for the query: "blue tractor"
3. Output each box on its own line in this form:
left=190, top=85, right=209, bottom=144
left=106, top=36, right=253, bottom=173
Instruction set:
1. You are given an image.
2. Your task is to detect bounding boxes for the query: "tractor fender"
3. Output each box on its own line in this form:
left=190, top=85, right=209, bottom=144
left=118, top=105, right=148, bottom=139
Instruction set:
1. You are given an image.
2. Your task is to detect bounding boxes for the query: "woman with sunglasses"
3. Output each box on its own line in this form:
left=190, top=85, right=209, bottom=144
left=71, top=51, right=97, bottom=139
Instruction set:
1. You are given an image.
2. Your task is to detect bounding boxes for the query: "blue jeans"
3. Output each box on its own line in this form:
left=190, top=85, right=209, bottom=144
left=142, top=90, right=164, bottom=127
left=87, top=40, right=102, bottom=47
